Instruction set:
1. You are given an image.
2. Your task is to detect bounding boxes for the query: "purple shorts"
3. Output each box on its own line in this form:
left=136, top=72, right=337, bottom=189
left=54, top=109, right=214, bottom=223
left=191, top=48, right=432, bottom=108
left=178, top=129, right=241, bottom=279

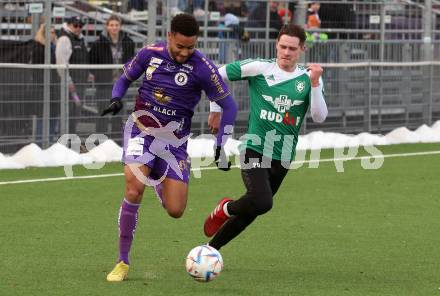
left=122, top=125, right=191, bottom=184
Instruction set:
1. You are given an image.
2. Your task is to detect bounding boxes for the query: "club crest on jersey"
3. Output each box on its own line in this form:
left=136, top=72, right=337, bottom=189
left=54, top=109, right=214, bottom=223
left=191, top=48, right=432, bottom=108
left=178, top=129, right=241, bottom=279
left=175, top=72, right=188, bottom=86
left=262, top=94, right=303, bottom=113
left=295, top=81, right=305, bottom=93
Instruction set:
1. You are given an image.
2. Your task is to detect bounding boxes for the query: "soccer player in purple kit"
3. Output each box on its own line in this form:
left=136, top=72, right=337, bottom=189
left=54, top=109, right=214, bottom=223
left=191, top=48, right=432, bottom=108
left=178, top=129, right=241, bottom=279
left=102, top=13, right=237, bottom=282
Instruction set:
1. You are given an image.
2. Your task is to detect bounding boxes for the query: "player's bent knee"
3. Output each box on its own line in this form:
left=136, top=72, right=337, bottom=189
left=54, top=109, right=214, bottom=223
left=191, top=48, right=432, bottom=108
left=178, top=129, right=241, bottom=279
left=161, top=188, right=187, bottom=218
left=249, top=191, right=273, bottom=216
left=255, top=199, right=273, bottom=215
left=164, top=197, right=186, bottom=218
left=166, top=207, right=185, bottom=218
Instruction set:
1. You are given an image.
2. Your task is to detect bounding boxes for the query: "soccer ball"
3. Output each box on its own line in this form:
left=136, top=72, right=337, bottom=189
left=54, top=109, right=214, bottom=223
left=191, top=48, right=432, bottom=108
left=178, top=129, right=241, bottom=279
left=185, top=245, right=223, bottom=282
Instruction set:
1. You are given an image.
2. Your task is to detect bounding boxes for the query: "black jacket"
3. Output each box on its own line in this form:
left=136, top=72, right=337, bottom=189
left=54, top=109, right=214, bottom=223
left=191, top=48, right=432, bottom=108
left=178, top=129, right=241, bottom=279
left=89, top=32, right=135, bottom=84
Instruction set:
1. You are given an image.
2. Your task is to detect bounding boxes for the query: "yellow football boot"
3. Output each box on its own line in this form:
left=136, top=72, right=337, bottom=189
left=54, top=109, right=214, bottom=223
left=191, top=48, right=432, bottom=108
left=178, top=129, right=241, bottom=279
left=106, top=261, right=129, bottom=282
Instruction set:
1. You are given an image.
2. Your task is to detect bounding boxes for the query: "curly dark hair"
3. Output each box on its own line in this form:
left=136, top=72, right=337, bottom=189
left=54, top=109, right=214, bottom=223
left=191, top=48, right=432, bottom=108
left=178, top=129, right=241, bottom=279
left=170, top=13, right=199, bottom=37
left=277, top=23, right=306, bottom=45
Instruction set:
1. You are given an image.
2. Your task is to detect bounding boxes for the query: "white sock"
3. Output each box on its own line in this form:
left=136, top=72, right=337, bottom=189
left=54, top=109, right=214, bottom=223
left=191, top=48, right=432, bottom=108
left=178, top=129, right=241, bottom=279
left=223, top=202, right=231, bottom=217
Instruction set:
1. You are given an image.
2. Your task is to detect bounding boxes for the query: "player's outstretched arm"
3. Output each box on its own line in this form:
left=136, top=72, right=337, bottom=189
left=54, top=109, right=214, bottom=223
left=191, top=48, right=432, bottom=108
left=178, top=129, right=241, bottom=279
left=101, top=74, right=132, bottom=116
left=101, top=100, right=123, bottom=116
left=102, top=47, right=150, bottom=116
left=208, top=101, right=223, bottom=135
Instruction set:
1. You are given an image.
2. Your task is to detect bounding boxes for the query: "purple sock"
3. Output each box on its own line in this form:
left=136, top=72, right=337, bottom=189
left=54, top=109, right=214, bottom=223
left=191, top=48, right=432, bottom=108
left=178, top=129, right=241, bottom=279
left=118, top=198, right=140, bottom=265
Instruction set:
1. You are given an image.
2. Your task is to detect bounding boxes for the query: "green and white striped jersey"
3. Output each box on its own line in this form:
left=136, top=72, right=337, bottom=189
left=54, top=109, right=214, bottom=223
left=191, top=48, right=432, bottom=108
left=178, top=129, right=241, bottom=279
left=223, top=58, right=322, bottom=162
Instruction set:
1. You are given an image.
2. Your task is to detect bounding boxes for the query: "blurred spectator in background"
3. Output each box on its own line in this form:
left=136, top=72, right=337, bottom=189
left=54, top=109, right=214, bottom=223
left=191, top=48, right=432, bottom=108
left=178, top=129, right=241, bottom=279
left=306, top=2, right=321, bottom=29
left=89, top=15, right=135, bottom=136
left=192, top=0, right=205, bottom=16
left=30, top=24, right=60, bottom=144
left=56, top=15, right=91, bottom=133
left=193, top=0, right=219, bottom=17
left=269, top=1, right=283, bottom=36
left=31, top=24, right=57, bottom=64
left=218, top=11, right=242, bottom=63
left=278, top=5, right=293, bottom=24
left=169, top=0, right=187, bottom=15
left=248, top=1, right=282, bottom=39
left=128, top=0, right=145, bottom=12
left=221, top=0, right=246, bottom=17
left=305, top=2, right=328, bottom=43
left=319, top=3, right=355, bottom=39
left=178, top=0, right=188, bottom=12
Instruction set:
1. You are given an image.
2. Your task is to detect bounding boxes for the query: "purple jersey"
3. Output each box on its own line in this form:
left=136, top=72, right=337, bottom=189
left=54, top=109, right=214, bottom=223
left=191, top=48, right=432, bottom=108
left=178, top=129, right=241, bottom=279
left=122, top=42, right=230, bottom=139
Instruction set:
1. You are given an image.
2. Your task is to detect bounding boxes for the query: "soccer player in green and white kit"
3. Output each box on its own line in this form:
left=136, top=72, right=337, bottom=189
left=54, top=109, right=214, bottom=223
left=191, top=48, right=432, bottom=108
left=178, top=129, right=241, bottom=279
left=204, top=24, right=328, bottom=250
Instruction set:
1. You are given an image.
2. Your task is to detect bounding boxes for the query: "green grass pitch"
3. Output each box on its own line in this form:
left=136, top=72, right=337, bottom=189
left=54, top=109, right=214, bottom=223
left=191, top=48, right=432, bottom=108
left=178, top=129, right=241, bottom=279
left=0, top=143, right=439, bottom=296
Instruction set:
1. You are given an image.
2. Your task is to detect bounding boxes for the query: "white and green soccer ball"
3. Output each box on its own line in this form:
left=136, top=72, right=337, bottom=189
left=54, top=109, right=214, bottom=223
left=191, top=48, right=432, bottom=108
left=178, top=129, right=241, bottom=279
left=185, top=245, right=223, bottom=282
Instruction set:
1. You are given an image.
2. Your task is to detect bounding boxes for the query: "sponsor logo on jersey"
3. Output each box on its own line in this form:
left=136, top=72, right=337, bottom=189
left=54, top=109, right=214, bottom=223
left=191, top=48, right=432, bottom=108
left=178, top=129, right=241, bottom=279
left=202, top=57, right=217, bottom=74
left=262, top=94, right=303, bottom=113
left=210, top=73, right=225, bottom=94
left=175, top=72, right=188, bottom=86
left=146, top=67, right=156, bottom=80
left=145, top=57, right=163, bottom=80
left=149, top=57, right=163, bottom=66
left=179, top=68, right=192, bottom=74
left=126, top=55, right=138, bottom=71
left=295, top=80, right=305, bottom=93
left=201, top=57, right=226, bottom=94
left=282, top=111, right=296, bottom=126
left=152, top=87, right=172, bottom=104
left=265, top=74, right=275, bottom=81
left=153, top=105, right=177, bottom=116
left=165, top=62, right=176, bottom=72
left=176, top=118, right=185, bottom=133
left=179, top=159, right=188, bottom=172
left=259, top=109, right=298, bottom=126
left=182, top=63, right=193, bottom=71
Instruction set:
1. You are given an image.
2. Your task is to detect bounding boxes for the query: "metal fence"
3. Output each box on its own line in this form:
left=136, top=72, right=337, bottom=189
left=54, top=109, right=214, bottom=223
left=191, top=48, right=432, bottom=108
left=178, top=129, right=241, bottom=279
left=1, top=0, right=440, bottom=65
left=1, top=61, right=439, bottom=153
left=1, top=0, right=440, bottom=153
left=1, top=1, right=440, bottom=45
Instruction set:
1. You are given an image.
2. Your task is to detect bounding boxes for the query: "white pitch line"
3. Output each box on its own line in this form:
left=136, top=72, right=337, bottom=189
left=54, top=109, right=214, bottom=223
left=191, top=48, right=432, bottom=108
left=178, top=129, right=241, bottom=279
left=1, top=150, right=439, bottom=186
left=0, top=173, right=124, bottom=185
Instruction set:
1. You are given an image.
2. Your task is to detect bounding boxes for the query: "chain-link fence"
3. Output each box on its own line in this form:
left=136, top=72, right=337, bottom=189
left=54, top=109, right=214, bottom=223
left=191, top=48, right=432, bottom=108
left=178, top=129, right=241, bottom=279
left=1, top=62, right=439, bottom=153
left=1, top=0, right=440, bottom=153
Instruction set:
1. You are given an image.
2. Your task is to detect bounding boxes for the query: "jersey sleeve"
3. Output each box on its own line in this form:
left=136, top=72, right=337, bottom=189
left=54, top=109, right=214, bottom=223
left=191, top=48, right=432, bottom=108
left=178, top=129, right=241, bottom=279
left=198, top=56, right=231, bottom=102
left=122, top=46, right=150, bottom=82
left=309, top=77, right=327, bottom=123
left=224, top=59, right=267, bottom=81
